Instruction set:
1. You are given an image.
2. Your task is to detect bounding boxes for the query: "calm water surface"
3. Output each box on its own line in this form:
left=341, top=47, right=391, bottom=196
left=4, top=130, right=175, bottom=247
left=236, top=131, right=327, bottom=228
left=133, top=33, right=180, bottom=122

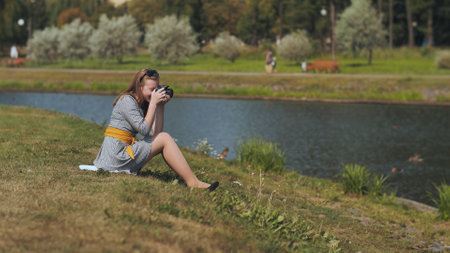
left=1, top=91, right=449, bottom=204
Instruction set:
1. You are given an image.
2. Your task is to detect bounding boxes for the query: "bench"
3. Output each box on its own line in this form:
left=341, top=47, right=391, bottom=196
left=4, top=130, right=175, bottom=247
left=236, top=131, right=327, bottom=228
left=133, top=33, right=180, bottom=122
left=3, top=58, right=25, bottom=67
left=306, top=60, right=340, bottom=73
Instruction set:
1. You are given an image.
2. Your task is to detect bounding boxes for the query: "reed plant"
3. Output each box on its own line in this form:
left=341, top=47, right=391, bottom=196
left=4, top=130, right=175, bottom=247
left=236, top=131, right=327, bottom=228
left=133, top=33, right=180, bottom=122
left=341, top=163, right=390, bottom=197
left=432, top=183, right=450, bottom=221
left=341, top=164, right=370, bottom=195
left=237, top=137, right=285, bottom=173
left=370, top=174, right=390, bottom=197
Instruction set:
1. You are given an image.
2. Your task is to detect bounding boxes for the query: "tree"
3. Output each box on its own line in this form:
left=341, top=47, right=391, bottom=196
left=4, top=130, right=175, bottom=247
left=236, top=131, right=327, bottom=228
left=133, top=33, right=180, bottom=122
left=335, top=0, right=386, bottom=65
left=59, top=19, right=93, bottom=59
left=210, top=32, right=244, bottom=62
left=57, top=8, right=88, bottom=27
left=388, top=0, right=393, bottom=49
left=89, top=14, right=141, bottom=63
left=45, top=0, right=76, bottom=26
left=199, top=0, right=244, bottom=42
left=26, top=26, right=60, bottom=62
left=405, top=0, right=414, bottom=48
left=0, top=0, right=27, bottom=47
left=277, top=31, right=311, bottom=64
left=237, top=0, right=277, bottom=46
left=128, top=0, right=164, bottom=31
left=144, top=15, right=198, bottom=64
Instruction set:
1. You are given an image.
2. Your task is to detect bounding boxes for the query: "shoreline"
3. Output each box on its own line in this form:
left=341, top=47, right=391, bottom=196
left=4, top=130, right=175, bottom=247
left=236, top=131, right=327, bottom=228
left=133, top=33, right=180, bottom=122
left=3, top=67, right=450, bottom=79
left=2, top=87, right=450, bottom=107
left=0, top=102, right=440, bottom=213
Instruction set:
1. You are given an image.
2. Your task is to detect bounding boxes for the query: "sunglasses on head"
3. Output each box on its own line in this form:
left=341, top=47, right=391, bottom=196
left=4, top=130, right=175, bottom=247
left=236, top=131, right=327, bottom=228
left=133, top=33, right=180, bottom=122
left=139, top=69, right=158, bottom=82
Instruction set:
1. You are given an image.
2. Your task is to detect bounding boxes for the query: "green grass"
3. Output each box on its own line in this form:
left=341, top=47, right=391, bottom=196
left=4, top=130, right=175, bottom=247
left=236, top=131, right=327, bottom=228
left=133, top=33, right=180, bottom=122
left=432, top=183, right=450, bottom=221
left=341, top=164, right=390, bottom=197
left=1, top=68, right=449, bottom=103
left=0, top=105, right=449, bottom=252
left=5, top=47, right=450, bottom=75
left=237, top=137, right=286, bottom=174
left=342, top=164, right=371, bottom=195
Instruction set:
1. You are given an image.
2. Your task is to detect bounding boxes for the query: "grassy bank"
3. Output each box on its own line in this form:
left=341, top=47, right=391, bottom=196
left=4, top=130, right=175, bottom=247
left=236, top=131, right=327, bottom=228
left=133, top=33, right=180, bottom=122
left=0, top=105, right=448, bottom=252
left=7, top=48, right=450, bottom=75
left=1, top=68, right=449, bottom=103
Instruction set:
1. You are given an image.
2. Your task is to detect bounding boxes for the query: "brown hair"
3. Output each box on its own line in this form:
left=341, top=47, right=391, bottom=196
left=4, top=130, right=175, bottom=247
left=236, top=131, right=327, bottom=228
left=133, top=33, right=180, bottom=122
left=113, top=68, right=160, bottom=112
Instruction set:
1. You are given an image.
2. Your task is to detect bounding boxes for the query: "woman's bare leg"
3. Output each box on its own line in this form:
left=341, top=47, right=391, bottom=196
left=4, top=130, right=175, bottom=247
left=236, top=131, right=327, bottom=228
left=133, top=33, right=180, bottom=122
left=148, top=132, right=210, bottom=188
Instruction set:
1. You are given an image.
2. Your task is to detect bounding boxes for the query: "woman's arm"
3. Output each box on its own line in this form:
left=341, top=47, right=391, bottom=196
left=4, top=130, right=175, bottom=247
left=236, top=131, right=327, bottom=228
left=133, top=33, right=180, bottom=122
left=144, top=89, right=167, bottom=135
left=152, top=104, right=164, bottom=136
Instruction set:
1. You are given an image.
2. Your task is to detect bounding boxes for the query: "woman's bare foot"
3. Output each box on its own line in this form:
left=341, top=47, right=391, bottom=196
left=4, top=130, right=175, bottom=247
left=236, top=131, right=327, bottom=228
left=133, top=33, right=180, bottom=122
left=187, top=181, right=219, bottom=191
left=187, top=181, right=211, bottom=188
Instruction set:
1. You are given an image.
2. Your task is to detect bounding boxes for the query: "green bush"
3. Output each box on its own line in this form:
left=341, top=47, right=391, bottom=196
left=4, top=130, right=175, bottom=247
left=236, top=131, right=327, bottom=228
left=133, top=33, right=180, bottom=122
left=419, top=46, right=432, bottom=57
left=432, top=183, right=450, bottom=221
left=436, top=51, right=450, bottom=69
left=210, top=32, right=244, bottom=62
left=341, top=164, right=390, bottom=196
left=145, top=15, right=198, bottom=64
left=370, top=174, right=390, bottom=197
left=237, top=137, right=285, bottom=173
left=277, top=31, right=311, bottom=64
left=27, top=26, right=60, bottom=63
left=59, top=19, right=93, bottom=60
left=89, top=14, right=141, bottom=63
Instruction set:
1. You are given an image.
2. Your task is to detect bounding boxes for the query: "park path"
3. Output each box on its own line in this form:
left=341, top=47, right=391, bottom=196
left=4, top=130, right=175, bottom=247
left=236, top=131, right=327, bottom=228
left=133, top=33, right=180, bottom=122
left=4, top=67, right=450, bottom=79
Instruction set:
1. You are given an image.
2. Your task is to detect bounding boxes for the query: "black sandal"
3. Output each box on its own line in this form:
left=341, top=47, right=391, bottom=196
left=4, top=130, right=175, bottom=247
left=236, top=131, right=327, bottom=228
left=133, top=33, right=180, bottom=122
left=208, top=181, right=219, bottom=192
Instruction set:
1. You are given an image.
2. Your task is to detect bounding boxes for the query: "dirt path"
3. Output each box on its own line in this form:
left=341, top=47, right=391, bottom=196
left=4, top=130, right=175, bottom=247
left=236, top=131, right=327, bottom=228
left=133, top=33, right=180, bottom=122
left=3, top=67, right=450, bottom=79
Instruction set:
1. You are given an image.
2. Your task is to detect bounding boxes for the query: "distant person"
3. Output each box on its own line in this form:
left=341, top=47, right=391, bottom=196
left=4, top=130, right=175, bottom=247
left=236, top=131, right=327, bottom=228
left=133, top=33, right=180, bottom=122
left=93, top=68, right=219, bottom=191
left=10, top=45, right=19, bottom=59
left=271, top=57, right=277, bottom=73
left=265, top=50, right=273, bottom=73
left=302, top=61, right=307, bottom=72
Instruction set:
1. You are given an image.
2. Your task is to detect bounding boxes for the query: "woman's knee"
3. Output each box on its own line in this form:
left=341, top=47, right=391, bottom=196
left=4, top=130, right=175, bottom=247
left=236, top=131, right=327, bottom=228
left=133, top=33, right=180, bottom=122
left=154, top=132, right=172, bottom=142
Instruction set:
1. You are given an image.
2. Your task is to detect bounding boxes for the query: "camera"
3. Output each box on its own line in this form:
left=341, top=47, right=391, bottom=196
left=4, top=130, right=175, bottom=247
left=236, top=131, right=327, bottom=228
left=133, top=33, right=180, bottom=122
left=155, top=85, right=174, bottom=98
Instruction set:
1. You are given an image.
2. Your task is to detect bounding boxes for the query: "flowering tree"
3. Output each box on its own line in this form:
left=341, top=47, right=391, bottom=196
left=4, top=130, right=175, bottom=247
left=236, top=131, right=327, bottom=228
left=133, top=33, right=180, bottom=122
left=89, top=14, right=142, bottom=63
left=277, top=31, right=311, bottom=64
left=210, top=32, right=244, bottom=62
left=27, top=27, right=60, bottom=63
left=59, top=19, right=93, bottom=60
left=335, top=0, right=386, bottom=65
left=145, top=15, right=198, bottom=64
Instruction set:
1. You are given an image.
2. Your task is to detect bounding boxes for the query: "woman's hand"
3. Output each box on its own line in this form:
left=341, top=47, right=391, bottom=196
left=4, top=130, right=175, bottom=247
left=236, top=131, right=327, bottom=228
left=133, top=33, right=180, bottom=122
left=161, top=94, right=171, bottom=105
left=150, top=88, right=167, bottom=106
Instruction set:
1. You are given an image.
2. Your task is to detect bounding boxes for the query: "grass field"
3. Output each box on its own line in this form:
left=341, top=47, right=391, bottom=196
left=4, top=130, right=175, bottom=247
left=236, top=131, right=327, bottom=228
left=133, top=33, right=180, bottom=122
left=5, top=47, right=450, bottom=75
left=0, top=105, right=448, bottom=252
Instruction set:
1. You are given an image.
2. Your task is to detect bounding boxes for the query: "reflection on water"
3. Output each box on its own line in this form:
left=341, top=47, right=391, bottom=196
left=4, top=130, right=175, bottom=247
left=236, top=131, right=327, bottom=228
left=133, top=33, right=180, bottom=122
left=1, top=91, right=449, bottom=204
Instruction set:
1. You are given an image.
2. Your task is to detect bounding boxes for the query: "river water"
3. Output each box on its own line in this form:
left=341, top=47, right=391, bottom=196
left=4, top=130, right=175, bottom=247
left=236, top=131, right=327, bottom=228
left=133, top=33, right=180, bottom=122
left=1, top=91, right=449, bottom=205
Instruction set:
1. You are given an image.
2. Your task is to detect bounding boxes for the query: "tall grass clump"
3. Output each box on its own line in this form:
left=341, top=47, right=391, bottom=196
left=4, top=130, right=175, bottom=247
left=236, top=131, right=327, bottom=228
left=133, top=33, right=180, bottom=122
left=237, top=137, right=285, bottom=173
left=341, top=164, right=390, bottom=196
left=432, top=183, right=450, bottom=221
left=342, top=164, right=370, bottom=195
left=435, top=51, right=450, bottom=69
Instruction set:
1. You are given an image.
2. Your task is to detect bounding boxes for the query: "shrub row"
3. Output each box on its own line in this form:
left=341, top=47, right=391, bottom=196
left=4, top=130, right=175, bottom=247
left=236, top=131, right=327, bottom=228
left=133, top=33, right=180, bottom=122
left=27, top=14, right=312, bottom=64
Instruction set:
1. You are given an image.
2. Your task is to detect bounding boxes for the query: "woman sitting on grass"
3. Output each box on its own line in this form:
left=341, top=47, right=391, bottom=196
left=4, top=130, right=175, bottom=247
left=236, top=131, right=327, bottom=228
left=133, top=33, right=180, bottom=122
left=94, top=68, right=219, bottom=191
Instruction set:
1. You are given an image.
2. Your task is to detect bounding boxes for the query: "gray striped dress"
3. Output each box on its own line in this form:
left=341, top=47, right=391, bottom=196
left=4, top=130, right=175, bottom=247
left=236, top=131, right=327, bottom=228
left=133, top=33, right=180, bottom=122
left=94, top=95, right=153, bottom=174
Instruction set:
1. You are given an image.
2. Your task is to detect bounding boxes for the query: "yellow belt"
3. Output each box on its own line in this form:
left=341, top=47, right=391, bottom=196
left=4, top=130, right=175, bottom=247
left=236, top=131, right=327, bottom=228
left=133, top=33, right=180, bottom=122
left=104, top=126, right=135, bottom=159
